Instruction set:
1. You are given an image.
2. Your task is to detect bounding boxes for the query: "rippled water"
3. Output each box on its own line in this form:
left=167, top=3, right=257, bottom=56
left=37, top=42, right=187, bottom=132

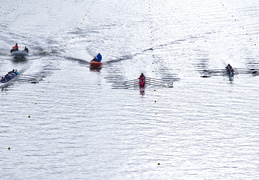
left=0, top=0, right=259, bottom=179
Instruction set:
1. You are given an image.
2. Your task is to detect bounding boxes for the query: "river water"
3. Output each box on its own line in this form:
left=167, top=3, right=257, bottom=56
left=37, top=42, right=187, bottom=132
left=0, top=0, right=258, bottom=179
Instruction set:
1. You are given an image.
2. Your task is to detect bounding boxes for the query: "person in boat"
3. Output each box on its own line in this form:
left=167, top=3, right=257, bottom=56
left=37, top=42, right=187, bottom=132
left=226, top=64, right=232, bottom=70
left=13, top=43, right=19, bottom=50
left=96, top=53, right=102, bottom=62
left=91, top=56, right=98, bottom=62
left=1, top=70, right=17, bottom=82
left=226, top=64, right=234, bottom=73
left=138, top=73, right=146, bottom=82
left=138, top=73, right=146, bottom=89
left=24, top=46, right=29, bottom=53
left=10, top=43, right=19, bottom=53
left=10, top=69, right=17, bottom=75
left=5, top=73, right=11, bottom=80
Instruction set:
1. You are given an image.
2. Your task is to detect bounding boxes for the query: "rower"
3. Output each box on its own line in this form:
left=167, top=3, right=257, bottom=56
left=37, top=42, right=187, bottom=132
left=10, top=43, right=19, bottom=53
left=138, top=73, right=145, bottom=81
left=24, top=46, right=29, bottom=53
left=96, top=53, right=102, bottom=62
left=226, top=64, right=233, bottom=70
left=91, top=56, right=98, bottom=62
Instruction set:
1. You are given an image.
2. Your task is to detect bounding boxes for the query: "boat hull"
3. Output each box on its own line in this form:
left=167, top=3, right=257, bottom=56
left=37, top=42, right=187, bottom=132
left=1, top=71, right=19, bottom=85
left=11, top=50, right=28, bottom=57
left=90, top=61, right=103, bottom=69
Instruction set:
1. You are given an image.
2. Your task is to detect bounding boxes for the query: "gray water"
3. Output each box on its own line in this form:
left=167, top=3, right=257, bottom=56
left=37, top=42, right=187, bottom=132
left=0, top=0, right=259, bottom=179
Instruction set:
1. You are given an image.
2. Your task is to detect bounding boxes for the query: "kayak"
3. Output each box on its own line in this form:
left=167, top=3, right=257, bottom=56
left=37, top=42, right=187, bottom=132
left=11, top=50, right=28, bottom=57
left=90, top=61, right=103, bottom=68
left=1, top=70, right=19, bottom=83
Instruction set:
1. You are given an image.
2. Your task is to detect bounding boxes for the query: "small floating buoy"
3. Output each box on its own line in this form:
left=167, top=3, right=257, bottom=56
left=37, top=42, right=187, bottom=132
left=28, top=115, right=30, bottom=118
left=154, top=100, right=156, bottom=103
left=8, top=147, right=11, bottom=150
left=158, top=163, right=160, bottom=165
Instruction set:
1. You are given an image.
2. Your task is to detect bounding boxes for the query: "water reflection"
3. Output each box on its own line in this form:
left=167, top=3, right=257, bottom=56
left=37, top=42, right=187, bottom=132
left=11, top=56, right=28, bottom=63
left=90, top=66, right=102, bottom=72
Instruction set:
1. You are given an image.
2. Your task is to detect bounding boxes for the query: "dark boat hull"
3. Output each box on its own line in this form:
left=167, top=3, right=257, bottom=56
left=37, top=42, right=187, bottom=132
left=11, top=50, right=28, bottom=57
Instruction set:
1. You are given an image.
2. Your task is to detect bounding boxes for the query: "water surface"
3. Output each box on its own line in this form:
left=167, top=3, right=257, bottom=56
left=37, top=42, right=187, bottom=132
left=0, top=0, right=258, bottom=179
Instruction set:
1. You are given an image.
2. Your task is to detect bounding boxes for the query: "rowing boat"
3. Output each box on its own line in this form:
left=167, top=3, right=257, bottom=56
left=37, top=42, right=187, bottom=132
left=1, top=70, right=19, bottom=84
left=90, top=61, right=103, bottom=69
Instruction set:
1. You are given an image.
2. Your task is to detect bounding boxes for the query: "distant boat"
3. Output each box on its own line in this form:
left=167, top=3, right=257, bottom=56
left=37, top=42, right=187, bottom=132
left=1, top=70, right=19, bottom=84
